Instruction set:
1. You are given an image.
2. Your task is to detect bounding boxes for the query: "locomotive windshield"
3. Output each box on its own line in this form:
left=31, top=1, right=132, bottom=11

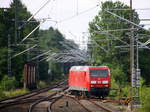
left=90, top=70, right=108, bottom=77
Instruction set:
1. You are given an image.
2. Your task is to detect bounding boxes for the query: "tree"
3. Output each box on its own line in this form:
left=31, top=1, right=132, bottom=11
left=88, top=1, right=141, bottom=85
left=38, top=27, right=85, bottom=81
left=0, top=0, right=39, bottom=86
left=39, top=27, right=65, bottom=51
left=38, top=28, right=66, bottom=81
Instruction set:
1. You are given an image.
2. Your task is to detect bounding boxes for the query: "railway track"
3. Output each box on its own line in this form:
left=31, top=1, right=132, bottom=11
left=47, top=95, right=64, bottom=112
left=0, top=80, right=124, bottom=112
left=22, top=90, right=121, bottom=112
left=28, top=88, right=67, bottom=112
left=0, top=80, right=67, bottom=110
left=73, top=98, right=115, bottom=112
left=86, top=100, right=115, bottom=112
left=49, top=93, right=117, bottom=112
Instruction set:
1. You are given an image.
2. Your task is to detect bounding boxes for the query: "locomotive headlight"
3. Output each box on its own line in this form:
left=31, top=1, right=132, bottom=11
left=91, top=81, right=96, bottom=84
left=102, top=80, right=108, bottom=84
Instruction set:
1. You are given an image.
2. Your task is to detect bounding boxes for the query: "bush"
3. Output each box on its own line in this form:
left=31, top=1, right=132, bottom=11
left=139, top=86, right=150, bottom=112
left=109, top=77, right=119, bottom=97
left=37, top=81, right=47, bottom=88
left=0, top=90, right=6, bottom=99
left=0, top=75, right=18, bottom=91
left=110, top=65, right=127, bottom=87
left=110, top=77, right=130, bottom=98
left=3, top=89, right=28, bottom=98
left=121, top=85, right=130, bottom=97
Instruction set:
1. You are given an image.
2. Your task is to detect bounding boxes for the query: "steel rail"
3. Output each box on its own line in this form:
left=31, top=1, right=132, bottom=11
left=0, top=80, right=67, bottom=109
left=63, top=95, right=92, bottom=112
left=89, top=100, right=115, bottom=112
left=29, top=87, right=68, bottom=112
left=0, top=80, right=65, bottom=103
left=47, top=95, right=64, bottom=112
left=63, top=94, right=115, bottom=112
left=28, top=93, right=58, bottom=112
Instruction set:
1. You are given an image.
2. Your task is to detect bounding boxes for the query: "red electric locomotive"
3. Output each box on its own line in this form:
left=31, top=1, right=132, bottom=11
left=68, top=66, right=111, bottom=98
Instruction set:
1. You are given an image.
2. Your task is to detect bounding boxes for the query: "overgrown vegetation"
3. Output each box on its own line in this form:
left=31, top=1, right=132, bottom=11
left=0, top=75, right=18, bottom=91
left=0, top=89, right=28, bottom=99
left=138, top=79, right=150, bottom=112
left=0, top=75, right=28, bottom=99
left=0, top=0, right=39, bottom=87
left=139, top=87, right=150, bottom=112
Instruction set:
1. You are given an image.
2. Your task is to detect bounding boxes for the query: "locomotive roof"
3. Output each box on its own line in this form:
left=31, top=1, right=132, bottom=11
left=70, top=66, right=108, bottom=71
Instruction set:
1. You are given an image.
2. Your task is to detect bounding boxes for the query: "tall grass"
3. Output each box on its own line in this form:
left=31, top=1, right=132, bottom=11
left=0, top=75, right=18, bottom=91
left=0, top=75, right=28, bottom=99
left=139, top=86, right=150, bottom=112
left=110, top=77, right=130, bottom=98
left=37, top=81, right=47, bottom=88
left=0, top=89, right=28, bottom=99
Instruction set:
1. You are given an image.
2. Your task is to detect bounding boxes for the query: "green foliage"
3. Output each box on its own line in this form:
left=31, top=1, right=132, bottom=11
left=0, top=0, right=39, bottom=87
left=0, top=88, right=28, bottom=99
left=88, top=1, right=135, bottom=87
left=39, top=61, right=49, bottom=81
left=139, top=86, right=150, bottom=112
left=111, top=77, right=119, bottom=89
left=38, top=27, right=79, bottom=81
left=121, top=85, right=130, bottom=97
left=110, top=76, right=129, bottom=98
left=48, top=62, right=64, bottom=80
left=38, top=28, right=65, bottom=81
left=0, top=75, right=18, bottom=91
left=139, top=49, right=150, bottom=85
left=0, top=90, right=6, bottom=99
left=109, top=77, right=119, bottom=97
left=5, top=88, right=28, bottom=97
left=37, top=81, right=47, bottom=88
left=0, top=0, right=77, bottom=89
left=88, top=1, right=150, bottom=88
left=110, top=64, right=127, bottom=86
left=0, top=48, right=8, bottom=80
left=39, top=27, right=65, bottom=51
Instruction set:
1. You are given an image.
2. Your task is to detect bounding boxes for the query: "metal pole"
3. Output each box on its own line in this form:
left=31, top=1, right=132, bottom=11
left=130, top=26, right=134, bottom=111
left=130, top=0, right=134, bottom=110
left=136, top=34, right=141, bottom=106
left=136, top=36, right=139, bottom=69
left=136, top=35, right=139, bottom=100
left=8, top=34, right=12, bottom=77
left=14, top=0, right=18, bottom=44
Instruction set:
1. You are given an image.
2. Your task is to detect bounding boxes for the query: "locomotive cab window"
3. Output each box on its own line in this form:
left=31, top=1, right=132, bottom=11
left=90, top=70, right=108, bottom=77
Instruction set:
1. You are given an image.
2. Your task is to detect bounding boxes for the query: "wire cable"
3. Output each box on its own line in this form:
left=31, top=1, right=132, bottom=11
left=106, top=10, right=150, bottom=32
left=11, top=45, right=37, bottom=59
left=58, top=4, right=99, bottom=23
left=27, top=0, right=52, bottom=21
left=19, top=0, right=53, bottom=29
left=20, top=20, right=45, bottom=43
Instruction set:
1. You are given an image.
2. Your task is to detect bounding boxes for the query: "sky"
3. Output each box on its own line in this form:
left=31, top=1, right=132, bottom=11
left=0, top=0, right=150, bottom=49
